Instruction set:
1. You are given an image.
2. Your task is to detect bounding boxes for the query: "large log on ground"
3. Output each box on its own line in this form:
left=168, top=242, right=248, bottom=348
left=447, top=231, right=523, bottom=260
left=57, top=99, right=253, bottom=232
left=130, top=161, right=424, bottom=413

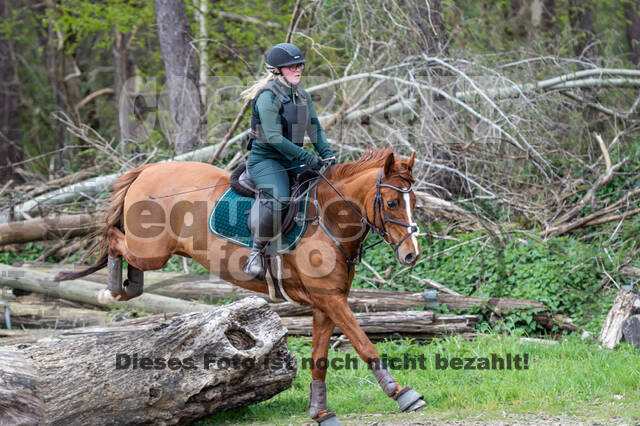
left=599, top=290, right=640, bottom=349
left=0, top=297, right=296, bottom=425
left=0, top=214, right=99, bottom=246
left=280, top=311, right=477, bottom=339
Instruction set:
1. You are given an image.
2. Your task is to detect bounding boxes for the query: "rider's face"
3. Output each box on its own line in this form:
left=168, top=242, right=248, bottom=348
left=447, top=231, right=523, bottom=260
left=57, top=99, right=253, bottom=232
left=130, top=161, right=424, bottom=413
left=279, top=63, right=304, bottom=86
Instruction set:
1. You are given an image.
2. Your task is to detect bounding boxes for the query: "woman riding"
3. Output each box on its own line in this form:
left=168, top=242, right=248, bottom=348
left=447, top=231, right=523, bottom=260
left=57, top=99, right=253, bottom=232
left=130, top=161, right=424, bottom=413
left=241, top=42, right=335, bottom=280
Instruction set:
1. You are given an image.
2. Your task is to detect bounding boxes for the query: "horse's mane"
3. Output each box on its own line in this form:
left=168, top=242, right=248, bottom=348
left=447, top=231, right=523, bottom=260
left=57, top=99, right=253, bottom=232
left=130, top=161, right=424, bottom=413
left=326, top=148, right=414, bottom=182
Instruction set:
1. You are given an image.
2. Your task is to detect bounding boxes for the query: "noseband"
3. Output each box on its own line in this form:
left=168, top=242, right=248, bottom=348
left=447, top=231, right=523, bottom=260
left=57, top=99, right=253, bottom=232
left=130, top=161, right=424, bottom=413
left=311, top=167, right=419, bottom=270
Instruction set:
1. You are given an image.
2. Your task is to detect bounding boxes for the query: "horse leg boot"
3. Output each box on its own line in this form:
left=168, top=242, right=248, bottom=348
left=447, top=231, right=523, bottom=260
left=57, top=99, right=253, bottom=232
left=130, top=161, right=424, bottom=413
left=369, top=359, right=425, bottom=412
left=121, top=264, right=144, bottom=300
left=106, top=255, right=123, bottom=297
left=97, top=255, right=124, bottom=303
left=244, top=198, right=279, bottom=280
left=310, top=380, right=343, bottom=426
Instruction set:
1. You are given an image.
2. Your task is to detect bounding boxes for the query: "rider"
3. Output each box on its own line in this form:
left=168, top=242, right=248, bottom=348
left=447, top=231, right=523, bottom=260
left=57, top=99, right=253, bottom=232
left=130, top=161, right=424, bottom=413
left=241, top=42, right=336, bottom=280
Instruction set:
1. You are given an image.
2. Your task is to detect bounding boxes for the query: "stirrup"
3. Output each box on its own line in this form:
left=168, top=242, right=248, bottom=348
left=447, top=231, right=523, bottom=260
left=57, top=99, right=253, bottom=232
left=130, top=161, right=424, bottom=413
left=243, top=249, right=265, bottom=280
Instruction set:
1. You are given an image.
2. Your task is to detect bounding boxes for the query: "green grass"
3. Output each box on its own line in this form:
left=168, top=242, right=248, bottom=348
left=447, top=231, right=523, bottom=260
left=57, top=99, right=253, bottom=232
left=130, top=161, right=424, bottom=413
left=200, top=335, right=640, bottom=425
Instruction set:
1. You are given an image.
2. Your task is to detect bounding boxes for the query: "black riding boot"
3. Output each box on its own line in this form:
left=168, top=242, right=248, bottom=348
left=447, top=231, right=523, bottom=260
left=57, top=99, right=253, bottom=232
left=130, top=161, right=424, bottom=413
left=243, top=199, right=281, bottom=280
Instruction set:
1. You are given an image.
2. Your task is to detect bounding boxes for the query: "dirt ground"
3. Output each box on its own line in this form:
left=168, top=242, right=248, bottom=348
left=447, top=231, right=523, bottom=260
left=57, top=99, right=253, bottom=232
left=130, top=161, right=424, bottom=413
left=277, top=411, right=636, bottom=426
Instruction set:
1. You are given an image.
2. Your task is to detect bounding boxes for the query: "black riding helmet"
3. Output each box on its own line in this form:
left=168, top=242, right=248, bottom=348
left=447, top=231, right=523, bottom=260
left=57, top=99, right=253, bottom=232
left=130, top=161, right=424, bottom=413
left=267, top=43, right=306, bottom=71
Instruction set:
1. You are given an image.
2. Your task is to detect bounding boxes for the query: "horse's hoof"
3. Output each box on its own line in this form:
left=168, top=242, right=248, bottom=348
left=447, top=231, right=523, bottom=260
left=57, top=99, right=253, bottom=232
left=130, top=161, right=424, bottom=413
left=97, top=289, right=121, bottom=304
left=394, top=386, right=425, bottom=412
left=314, top=412, right=343, bottom=426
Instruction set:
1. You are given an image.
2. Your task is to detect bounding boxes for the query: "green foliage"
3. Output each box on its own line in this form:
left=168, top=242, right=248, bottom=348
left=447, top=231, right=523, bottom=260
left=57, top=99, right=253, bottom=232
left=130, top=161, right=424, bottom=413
left=43, top=0, right=155, bottom=54
left=0, top=243, right=55, bottom=264
left=353, top=228, right=630, bottom=334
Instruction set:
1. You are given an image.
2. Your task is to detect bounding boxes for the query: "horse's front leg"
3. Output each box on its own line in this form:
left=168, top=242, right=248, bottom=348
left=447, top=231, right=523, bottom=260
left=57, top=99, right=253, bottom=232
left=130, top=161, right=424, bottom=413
left=309, top=308, right=343, bottom=425
left=314, top=295, right=426, bottom=413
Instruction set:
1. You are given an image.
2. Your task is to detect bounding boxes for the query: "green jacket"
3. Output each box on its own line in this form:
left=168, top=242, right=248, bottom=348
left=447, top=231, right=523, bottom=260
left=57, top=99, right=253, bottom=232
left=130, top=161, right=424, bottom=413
left=249, top=79, right=333, bottom=164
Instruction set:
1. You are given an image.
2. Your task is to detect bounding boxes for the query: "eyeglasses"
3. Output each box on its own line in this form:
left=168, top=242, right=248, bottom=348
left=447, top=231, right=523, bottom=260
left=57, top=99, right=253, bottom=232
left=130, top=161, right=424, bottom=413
left=284, top=63, right=305, bottom=71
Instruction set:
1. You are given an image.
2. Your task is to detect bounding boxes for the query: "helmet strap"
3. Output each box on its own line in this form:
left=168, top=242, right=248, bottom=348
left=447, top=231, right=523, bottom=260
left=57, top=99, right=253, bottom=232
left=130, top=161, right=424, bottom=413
left=277, top=68, right=296, bottom=88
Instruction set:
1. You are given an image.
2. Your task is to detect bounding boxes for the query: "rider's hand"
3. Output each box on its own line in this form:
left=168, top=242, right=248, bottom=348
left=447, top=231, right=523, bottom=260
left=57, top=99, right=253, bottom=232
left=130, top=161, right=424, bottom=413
left=324, top=157, right=336, bottom=168
left=308, top=155, right=324, bottom=171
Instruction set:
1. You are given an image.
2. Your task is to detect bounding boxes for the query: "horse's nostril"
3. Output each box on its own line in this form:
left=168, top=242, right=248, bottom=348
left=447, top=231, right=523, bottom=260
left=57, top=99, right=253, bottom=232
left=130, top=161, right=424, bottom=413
left=405, top=253, right=416, bottom=264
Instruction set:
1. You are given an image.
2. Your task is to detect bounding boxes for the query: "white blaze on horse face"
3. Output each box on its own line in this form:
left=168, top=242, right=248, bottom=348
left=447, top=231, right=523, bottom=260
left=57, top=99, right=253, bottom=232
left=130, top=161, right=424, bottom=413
left=403, top=192, right=419, bottom=253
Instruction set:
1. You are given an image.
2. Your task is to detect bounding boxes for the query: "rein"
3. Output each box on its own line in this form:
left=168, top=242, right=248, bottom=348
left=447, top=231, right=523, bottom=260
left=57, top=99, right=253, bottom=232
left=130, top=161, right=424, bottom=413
left=308, top=167, right=419, bottom=270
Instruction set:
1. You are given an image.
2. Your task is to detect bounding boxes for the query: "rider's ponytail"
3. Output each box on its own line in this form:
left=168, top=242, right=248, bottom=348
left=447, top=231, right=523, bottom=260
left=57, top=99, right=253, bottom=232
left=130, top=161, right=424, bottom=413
left=241, top=71, right=276, bottom=101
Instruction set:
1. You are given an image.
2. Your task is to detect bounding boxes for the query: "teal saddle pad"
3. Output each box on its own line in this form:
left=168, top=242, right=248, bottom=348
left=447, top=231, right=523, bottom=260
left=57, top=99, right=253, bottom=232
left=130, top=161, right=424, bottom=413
left=208, top=185, right=314, bottom=253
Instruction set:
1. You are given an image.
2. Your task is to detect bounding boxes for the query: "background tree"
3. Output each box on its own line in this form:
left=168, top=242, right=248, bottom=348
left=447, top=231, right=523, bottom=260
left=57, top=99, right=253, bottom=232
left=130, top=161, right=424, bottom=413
left=625, top=0, right=640, bottom=67
left=154, top=0, right=205, bottom=154
left=0, top=0, right=23, bottom=185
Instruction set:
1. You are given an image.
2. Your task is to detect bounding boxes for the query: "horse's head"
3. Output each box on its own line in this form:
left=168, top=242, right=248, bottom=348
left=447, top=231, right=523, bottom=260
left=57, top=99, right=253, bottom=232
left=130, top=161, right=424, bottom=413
left=371, top=151, right=421, bottom=266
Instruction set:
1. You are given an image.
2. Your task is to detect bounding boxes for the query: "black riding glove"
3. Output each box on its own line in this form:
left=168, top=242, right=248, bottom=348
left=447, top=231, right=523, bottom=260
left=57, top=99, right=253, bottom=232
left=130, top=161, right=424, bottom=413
left=324, top=158, right=336, bottom=167
left=308, top=155, right=324, bottom=171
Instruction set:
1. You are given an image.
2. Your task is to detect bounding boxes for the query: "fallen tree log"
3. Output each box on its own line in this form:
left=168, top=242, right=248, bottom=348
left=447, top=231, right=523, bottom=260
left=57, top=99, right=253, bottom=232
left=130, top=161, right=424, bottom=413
left=0, top=297, right=296, bottom=425
left=0, top=301, right=110, bottom=329
left=0, top=264, right=238, bottom=315
left=4, top=263, right=564, bottom=333
left=270, top=288, right=547, bottom=316
left=599, top=290, right=640, bottom=349
left=0, top=214, right=100, bottom=246
left=280, top=311, right=477, bottom=339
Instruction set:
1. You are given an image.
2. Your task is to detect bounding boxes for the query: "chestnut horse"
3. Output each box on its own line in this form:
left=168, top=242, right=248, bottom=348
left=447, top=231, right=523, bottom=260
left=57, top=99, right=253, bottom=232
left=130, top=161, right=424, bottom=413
left=56, top=148, right=424, bottom=424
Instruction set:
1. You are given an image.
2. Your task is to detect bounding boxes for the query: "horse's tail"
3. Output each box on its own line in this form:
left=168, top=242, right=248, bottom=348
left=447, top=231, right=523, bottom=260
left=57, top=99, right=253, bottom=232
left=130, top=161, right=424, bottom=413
left=53, top=164, right=155, bottom=282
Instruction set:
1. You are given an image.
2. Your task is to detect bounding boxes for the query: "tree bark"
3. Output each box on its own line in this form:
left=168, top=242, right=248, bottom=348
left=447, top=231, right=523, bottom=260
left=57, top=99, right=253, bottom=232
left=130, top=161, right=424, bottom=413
left=599, top=290, right=640, bottom=349
left=279, top=311, right=478, bottom=338
left=0, top=0, right=23, bottom=185
left=0, top=297, right=296, bottom=425
left=154, top=0, right=204, bottom=153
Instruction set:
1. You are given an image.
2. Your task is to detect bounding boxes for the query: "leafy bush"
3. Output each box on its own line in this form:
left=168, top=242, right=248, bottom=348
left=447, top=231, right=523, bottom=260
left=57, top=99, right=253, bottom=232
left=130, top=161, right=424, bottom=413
left=353, top=228, right=629, bottom=334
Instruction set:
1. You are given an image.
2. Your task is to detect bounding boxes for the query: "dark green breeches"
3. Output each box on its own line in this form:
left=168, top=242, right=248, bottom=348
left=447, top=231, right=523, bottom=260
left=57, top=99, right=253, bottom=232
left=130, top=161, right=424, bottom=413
left=246, top=156, right=309, bottom=212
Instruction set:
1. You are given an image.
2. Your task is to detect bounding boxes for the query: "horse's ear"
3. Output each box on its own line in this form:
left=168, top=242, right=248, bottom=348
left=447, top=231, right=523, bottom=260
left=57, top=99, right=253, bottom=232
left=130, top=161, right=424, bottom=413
left=406, top=151, right=415, bottom=171
left=383, top=152, right=395, bottom=176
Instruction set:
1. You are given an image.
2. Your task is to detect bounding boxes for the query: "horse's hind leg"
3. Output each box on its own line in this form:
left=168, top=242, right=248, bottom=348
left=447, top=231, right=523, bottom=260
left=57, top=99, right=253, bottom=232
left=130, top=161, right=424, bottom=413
left=100, top=226, right=164, bottom=302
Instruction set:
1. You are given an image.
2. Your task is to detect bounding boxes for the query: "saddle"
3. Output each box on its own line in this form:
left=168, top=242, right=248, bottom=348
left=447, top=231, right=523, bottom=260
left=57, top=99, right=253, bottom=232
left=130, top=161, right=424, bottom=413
left=228, top=162, right=318, bottom=305
left=230, top=161, right=318, bottom=235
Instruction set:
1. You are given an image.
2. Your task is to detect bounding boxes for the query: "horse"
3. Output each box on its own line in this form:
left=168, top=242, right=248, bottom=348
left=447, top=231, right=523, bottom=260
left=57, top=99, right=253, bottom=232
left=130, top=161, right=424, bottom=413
left=55, top=148, right=424, bottom=425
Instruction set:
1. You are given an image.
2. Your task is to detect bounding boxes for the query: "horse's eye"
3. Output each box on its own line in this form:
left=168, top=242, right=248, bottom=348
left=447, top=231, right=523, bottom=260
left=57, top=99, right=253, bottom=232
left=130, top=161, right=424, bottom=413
left=387, top=200, right=398, bottom=209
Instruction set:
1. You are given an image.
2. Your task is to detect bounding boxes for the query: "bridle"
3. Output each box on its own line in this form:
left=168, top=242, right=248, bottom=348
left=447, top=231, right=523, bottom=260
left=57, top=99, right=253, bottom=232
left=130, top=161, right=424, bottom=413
left=309, top=167, right=419, bottom=271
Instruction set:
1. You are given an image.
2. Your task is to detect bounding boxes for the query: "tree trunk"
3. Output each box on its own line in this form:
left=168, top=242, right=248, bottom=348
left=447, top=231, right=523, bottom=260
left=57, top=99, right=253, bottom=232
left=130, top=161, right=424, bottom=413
left=0, top=297, right=296, bottom=425
left=569, top=0, right=597, bottom=59
left=0, top=0, right=23, bottom=185
left=599, top=290, right=640, bottom=349
left=154, top=0, right=204, bottom=153
left=625, top=0, right=640, bottom=67
left=113, top=32, right=136, bottom=144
